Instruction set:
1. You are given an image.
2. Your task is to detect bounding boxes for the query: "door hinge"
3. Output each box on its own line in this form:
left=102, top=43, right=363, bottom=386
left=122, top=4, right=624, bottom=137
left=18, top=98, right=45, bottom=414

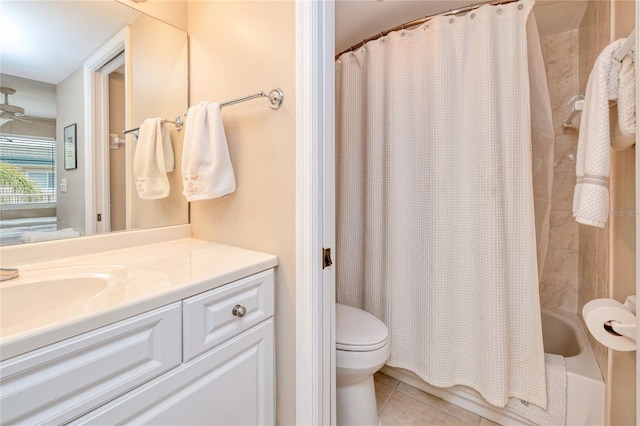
left=323, top=247, right=333, bottom=269
left=97, top=213, right=102, bottom=222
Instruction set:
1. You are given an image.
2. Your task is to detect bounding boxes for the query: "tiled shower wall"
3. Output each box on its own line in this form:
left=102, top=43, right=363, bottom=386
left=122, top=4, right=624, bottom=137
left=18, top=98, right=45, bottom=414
left=538, top=30, right=580, bottom=313
left=576, top=0, right=611, bottom=383
left=538, top=0, right=610, bottom=380
left=539, top=3, right=637, bottom=422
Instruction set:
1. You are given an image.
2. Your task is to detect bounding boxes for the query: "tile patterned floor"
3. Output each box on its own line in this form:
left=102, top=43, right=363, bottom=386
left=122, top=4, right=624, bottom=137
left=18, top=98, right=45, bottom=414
left=374, top=372, right=502, bottom=426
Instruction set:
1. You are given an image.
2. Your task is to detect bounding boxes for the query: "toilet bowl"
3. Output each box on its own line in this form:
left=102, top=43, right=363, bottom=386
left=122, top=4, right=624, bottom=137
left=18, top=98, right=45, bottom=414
left=336, top=303, right=390, bottom=426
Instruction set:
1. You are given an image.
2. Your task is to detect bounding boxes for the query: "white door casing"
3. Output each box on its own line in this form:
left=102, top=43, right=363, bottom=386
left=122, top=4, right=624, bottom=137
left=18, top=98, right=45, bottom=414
left=295, top=0, right=336, bottom=424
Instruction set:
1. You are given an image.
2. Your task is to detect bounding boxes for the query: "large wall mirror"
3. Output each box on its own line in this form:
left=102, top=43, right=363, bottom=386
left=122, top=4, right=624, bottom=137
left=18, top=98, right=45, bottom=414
left=0, top=1, right=189, bottom=246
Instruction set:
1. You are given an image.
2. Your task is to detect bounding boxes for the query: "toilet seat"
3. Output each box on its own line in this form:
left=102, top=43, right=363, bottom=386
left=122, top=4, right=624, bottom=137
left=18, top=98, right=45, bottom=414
left=336, top=303, right=389, bottom=351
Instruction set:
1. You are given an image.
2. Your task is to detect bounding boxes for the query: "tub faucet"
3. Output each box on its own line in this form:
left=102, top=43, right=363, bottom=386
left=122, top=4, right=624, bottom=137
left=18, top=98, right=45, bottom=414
left=0, top=268, right=19, bottom=281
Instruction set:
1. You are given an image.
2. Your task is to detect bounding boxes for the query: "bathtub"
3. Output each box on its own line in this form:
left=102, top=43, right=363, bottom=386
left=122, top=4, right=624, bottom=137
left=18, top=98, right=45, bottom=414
left=380, top=308, right=605, bottom=425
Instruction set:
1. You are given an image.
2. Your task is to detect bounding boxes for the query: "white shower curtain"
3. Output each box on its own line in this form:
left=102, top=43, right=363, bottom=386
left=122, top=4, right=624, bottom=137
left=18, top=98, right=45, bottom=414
left=336, top=0, right=549, bottom=409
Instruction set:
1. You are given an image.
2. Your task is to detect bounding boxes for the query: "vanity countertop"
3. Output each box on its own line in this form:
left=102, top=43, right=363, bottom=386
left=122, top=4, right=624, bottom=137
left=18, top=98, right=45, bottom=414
left=0, top=238, right=278, bottom=361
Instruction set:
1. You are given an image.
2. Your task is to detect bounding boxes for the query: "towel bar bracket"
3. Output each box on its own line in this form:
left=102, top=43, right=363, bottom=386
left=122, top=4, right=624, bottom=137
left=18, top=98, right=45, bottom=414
left=174, top=116, right=184, bottom=131
left=267, top=88, right=284, bottom=110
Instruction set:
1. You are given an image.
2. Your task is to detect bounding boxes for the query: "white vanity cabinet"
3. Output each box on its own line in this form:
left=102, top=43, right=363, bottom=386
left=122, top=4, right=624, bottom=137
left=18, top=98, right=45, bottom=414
left=0, top=269, right=275, bottom=426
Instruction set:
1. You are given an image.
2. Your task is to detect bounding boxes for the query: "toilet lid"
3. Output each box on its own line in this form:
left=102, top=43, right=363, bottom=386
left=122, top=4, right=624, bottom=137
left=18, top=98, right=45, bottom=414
left=336, top=303, right=389, bottom=351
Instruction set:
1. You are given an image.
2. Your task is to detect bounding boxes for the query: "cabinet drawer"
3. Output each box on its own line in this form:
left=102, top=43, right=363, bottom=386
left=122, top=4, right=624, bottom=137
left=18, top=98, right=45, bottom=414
left=0, top=302, right=181, bottom=425
left=183, top=269, right=274, bottom=362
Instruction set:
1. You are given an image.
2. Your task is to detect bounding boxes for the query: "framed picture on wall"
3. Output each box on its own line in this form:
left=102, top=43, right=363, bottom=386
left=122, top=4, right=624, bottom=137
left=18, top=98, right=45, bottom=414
left=64, top=123, right=77, bottom=170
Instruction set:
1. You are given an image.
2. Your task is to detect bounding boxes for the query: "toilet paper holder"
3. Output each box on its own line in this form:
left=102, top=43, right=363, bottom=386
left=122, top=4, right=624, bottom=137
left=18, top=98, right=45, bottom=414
left=583, top=296, right=637, bottom=351
left=602, top=295, right=637, bottom=342
left=604, top=320, right=636, bottom=341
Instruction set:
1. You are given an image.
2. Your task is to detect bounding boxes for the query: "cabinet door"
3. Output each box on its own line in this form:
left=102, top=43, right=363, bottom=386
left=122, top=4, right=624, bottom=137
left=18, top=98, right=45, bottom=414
left=72, top=319, right=275, bottom=426
left=0, top=302, right=181, bottom=425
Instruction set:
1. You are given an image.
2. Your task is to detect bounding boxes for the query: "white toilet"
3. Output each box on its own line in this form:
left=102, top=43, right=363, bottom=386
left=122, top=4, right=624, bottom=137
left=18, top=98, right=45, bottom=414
left=336, top=303, right=390, bottom=425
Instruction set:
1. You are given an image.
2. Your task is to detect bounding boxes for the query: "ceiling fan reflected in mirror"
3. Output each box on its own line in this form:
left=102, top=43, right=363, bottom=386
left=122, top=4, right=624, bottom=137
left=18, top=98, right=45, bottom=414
left=0, top=87, right=52, bottom=128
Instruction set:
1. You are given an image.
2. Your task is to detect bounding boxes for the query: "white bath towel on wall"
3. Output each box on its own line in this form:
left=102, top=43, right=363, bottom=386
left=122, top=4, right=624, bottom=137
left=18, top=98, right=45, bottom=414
left=181, top=101, right=236, bottom=201
left=572, top=39, right=625, bottom=227
left=133, top=118, right=174, bottom=200
left=336, top=0, right=547, bottom=410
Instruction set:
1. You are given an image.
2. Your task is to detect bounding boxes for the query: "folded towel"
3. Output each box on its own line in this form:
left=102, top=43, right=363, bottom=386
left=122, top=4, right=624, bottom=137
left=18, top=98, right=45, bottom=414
left=617, top=55, right=636, bottom=138
left=21, top=228, right=80, bottom=243
left=573, top=39, right=625, bottom=228
left=507, top=353, right=567, bottom=426
left=133, top=118, right=174, bottom=200
left=610, top=106, right=636, bottom=151
left=181, top=102, right=236, bottom=201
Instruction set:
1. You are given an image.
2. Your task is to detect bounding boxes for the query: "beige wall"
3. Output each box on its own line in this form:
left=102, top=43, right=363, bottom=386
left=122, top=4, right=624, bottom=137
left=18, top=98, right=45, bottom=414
left=608, top=2, right=636, bottom=424
left=128, top=13, right=189, bottom=230
left=187, top=1, right=297, bottom=424
left=109, top=72, right=126, bottom=232
left=56, top=68, right=86, bottom=234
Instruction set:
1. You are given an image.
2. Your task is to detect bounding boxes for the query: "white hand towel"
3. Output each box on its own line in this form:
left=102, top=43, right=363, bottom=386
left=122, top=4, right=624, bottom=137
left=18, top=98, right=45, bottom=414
left=573, top=39, right=625, bottom=228
left=21, top=228, right=80, bottom=243
left=181, top=101, right=236, bottom=201
left=133, top=118, right=174, bottom=200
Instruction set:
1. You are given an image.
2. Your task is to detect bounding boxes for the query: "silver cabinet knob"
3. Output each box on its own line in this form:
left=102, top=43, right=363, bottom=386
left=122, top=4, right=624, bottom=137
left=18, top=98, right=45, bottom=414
left=232, top=304, right=247, bottom=318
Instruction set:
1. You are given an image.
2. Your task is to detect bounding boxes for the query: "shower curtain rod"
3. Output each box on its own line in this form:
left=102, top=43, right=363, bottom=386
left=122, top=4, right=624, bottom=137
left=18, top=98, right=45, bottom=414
left=336, top=0, right=520, bottom=59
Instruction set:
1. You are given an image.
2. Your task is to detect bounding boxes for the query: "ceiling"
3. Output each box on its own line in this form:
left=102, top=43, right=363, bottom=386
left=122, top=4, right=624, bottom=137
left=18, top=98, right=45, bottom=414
left=0, top=1, right=140, bottom=121
left=335, top=0, right=589, bottom=53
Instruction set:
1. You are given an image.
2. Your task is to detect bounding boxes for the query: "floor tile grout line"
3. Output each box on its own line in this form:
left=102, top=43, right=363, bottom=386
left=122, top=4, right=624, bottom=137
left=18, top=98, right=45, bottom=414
left=393, top=383, right=479, bottom=426
left=376, top=375, right=503, bottom=425
left=377, top=385, right=396, bottom=414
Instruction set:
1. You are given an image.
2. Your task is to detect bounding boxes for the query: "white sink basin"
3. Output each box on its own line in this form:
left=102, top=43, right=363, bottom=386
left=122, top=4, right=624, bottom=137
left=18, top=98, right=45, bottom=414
left=0, top=265, right=132, bottom=328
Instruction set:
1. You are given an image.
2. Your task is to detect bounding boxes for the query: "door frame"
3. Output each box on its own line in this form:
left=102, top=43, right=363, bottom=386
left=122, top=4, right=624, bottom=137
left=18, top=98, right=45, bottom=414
left=635, top=5, right=639, bottom=423
left=83, top=28, right=128, bottom=236
left=295, top=0, right=336, bottom=424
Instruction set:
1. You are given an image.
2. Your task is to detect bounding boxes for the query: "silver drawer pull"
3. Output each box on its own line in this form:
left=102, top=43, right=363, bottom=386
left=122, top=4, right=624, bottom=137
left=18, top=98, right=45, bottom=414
left=232, top=304, right=247, bottom=318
